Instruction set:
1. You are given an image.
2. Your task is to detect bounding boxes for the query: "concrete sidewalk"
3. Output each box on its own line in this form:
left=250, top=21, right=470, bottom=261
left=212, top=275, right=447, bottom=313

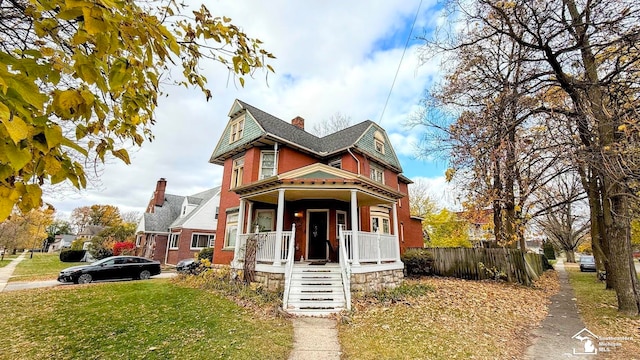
left=525, top=259, right=593, bottom=359
left=288, top=317, right=341, bottom=360
left=0, top=251, right=28, bottom=292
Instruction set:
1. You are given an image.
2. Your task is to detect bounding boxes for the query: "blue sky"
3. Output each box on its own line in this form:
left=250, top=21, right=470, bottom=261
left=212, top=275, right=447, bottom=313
left=43, top=0, right=459, bottom=219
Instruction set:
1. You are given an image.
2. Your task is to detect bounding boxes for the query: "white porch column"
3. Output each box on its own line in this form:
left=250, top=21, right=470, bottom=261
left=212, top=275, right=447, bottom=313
left=273, top=189, right=286, bottom=266
left=350, top=190, right=360, bottom=267
left=246, top=201, right=254, bottom=233
left=392, top=203, right=401, bottom=262
left=232, top=199, right=246, bottom=266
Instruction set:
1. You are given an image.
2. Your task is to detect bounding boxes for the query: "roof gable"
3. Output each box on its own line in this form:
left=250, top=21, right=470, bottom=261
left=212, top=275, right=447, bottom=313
left=210, top=101, right=266, bottom=162
left=354, top=123, right=402, bottom=171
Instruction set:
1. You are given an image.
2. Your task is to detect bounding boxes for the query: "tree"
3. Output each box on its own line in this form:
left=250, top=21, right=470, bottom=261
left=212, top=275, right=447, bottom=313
left=0, top=0, right=275, bottom=221
left=44, top=218, right=72, bottom=250
left=121, top=211, right=141, bottom=225
left=88, top=223, right=136, bottom=259
left=310, top=112, right=352, bottom=137
left=418, top=0, right=640, bottom=314
left=535, top=175, right=590, bottom=263
left=70, top=204, right=122, bottom=232
left=0, top=207, right=53, bottom=253
left=425, top=209, right=471, bottom=248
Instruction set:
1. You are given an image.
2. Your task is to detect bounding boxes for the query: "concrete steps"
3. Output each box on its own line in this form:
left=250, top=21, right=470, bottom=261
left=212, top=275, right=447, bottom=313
left=285, top=263, right=346, bottom=316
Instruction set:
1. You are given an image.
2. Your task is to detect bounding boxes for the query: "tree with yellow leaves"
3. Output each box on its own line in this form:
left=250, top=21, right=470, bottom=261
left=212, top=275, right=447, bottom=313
left=0, top=0, right=274, bottom=221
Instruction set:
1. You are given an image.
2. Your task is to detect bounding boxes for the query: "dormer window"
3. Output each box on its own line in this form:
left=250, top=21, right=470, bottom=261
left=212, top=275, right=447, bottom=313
left=374, top=131, right=385, bottom=154
left=229, top=116, right=245, bottom=143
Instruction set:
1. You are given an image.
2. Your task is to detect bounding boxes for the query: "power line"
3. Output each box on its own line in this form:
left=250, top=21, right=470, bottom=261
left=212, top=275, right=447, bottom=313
left=378, top=0, right=423, bottom=124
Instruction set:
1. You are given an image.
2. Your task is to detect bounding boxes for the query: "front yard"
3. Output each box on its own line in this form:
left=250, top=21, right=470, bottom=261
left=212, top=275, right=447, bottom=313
left=9, top=253, right=85, bottom=282
left=567, top=267, right=640, bottom=359
left=0, top=279, right=293, bottom=359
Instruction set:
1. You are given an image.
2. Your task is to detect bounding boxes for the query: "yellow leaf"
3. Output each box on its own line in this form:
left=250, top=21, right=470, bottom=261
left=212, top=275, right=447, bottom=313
left=44, top=124, right=63, bottom=149
left=0, top=102, right=10, bottom=121
left=3, top=116, right=29, bottom=143
left=6, top=145, right=31, bottom=170
left=0, top=193, right=13, bottom=221
left=82, top=7, right=107, bottom=35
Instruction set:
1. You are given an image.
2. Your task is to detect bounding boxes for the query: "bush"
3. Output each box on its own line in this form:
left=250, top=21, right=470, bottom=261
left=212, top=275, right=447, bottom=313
left=92, top=247, right=113, bottom=260
left=59, top=249, right=86, bottom=262
left=402, top=249, right=434, bottom=277
left=113, top=241, right=135, bottom=256
left=542, top=240, right=556, bottom=260
left=197, top=247, right=214, bottom=262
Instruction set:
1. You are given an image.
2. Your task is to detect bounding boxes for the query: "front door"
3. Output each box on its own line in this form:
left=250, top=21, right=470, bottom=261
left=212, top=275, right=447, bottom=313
left=307, top=211, right=328, bottom=260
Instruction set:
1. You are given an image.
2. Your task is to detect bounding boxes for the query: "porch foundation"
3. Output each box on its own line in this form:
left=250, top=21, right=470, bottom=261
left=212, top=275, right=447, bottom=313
left=350, top=269, right=404, bottom=293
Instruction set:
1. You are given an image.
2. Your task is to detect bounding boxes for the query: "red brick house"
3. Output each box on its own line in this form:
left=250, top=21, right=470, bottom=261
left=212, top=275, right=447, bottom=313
left=135, top=178, right=220, bottom=264
left=209, top=100, right=423, bottom=315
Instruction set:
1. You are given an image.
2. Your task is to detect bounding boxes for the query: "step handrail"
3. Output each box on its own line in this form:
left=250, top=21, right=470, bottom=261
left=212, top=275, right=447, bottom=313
left=282, top=223, right=296, bottom=309
left=338, top=225, right=351, bottom=310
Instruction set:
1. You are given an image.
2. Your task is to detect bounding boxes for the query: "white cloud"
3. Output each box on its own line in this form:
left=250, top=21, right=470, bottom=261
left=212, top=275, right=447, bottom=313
left=411, top=176, right=463, bottom=211
left=43, top=0, right=445, bottom=220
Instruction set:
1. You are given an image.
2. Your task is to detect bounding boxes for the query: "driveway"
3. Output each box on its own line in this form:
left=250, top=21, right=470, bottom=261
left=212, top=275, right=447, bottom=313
left=2, top=272, right=177, bottom=292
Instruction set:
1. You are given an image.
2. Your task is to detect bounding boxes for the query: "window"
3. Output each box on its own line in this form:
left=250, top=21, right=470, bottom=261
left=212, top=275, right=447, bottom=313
left=224, top=213, right=239, bottom=249
left=328, top=158, right=341, bottom=169
left=215, top=207, right=219, bottom=220
left=169, top=233, right=180, bottom=249
left=191, top=233, right=215, bottom=249
left=231, top=157, right=244, bottom=188
left=336, top=211, right=347, bottom=237
left=370, top=206, right=391, bottom=234
left=374, top=130, right=385, bottom=154
left=259, top=151, right=276, bottom=179
left=370, top=164, right=384, bottom=184
left=229, top=116, right=245, bottom=143
left=255, top=209, right=275, bottom=232
left=135, top=235, right=142, bottom=247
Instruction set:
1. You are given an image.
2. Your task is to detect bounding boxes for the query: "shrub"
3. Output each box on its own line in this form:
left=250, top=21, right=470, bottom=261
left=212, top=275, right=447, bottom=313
left=59, top=249, right=86, bottom=262
left=113, top=241, right=135, bottom=256
left=542, top=240, right=556, bottom=260
left=402, top=248, right=434, bottom=277
left=197, top=247, right=214, bottom=262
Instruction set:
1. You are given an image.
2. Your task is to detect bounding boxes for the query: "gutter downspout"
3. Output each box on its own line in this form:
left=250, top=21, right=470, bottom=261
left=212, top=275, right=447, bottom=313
left=274, top=142, right=279, bottom=175
left=347, top=148, right=360, bottom=175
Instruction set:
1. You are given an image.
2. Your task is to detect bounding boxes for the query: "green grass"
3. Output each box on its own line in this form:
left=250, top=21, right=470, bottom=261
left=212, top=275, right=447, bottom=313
left=567, top=268, right=640, bottom=358
left=10, top=253, right=86, bottom=282
left=0, top=280, right=293, bottom=359
left=0, top=253, right=19, bottom=268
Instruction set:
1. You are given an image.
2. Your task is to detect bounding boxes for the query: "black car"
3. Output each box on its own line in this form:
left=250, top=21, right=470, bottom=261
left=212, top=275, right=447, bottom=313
left=58, top=256, right=161, bottom=284
left=176, top=258, right=200, bottom=274
left=579, top=255, right=597, bottom=272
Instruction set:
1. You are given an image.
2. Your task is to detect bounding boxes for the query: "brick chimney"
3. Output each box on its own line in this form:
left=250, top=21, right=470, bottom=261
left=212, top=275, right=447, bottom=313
left=154, top=178, right=167, bottom=207
left=291, top=116, right=305, bottom=130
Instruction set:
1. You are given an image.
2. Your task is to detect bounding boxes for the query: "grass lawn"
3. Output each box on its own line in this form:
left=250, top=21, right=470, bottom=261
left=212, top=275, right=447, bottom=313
left=0, top=253, right=19, bottom=268
left=10, top=253, right=90, bottom=282
left=567, top=268, right=640, bottom=359
left=339, top=273, right=558, bottom=360
left=0, top=279, right=293, bottom=359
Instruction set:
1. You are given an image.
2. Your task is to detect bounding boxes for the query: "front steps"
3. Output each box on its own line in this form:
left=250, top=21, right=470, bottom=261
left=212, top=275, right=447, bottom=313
left=285, top=263, right=346, bottom=316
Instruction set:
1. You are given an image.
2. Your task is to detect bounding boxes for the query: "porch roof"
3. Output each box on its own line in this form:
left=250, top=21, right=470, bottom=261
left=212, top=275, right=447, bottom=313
left=233, top=163, right=404, bottom=206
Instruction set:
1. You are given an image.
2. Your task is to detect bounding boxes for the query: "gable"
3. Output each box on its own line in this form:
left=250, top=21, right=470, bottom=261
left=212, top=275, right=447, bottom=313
left=354, top=124, right=402, bottom=171
left=209, top=106, right=266, bottom=163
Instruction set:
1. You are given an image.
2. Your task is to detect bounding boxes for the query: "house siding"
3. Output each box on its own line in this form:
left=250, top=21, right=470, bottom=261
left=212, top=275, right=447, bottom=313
left=354, top=125, right=402, bottom=170
left=211, top=112, right=265, bottom=160
left=166, top=228, right=216, bottom=265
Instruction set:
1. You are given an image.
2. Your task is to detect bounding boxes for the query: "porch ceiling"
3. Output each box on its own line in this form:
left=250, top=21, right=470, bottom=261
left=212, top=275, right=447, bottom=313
left=242, top=185, right=396, bottom=207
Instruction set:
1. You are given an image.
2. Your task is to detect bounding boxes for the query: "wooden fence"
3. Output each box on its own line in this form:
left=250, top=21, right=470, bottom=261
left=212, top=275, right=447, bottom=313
left=425, top=247, right=547, bottom=286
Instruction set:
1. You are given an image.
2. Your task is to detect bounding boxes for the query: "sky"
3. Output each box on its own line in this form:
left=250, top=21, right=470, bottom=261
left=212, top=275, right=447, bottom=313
left=43, top=0, right=461, bottom=220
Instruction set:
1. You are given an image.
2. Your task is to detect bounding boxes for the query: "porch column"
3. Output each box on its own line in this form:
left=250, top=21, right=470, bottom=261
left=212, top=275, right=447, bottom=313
left=350, top=190, right=360, bottom=267
left=232, top=199, right=246, bottom=266
left=392, top=203, right=401, bottom=263
left=273, top=189, right=285, bottom=266
left=246, top=201, right=254, bottom=233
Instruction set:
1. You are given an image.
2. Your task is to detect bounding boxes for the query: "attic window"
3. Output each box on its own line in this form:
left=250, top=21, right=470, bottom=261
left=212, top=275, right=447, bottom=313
left=374, top=131, right=385, bottom=154
left=229, top=115, right=245, bottom=143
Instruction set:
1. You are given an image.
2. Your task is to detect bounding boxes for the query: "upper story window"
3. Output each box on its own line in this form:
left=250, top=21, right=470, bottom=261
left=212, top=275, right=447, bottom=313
left=229, top=116, right=245, bottom=143
left=259, top=151, right=276, bottom=179
left=231, top=157, right=244, bottom=189
left=370, top=164, right=384, bottom=184
left=374, top=130, right=385, bottom=154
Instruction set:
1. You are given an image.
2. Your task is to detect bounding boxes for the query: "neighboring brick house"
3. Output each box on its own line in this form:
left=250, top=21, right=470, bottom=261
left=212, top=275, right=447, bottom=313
left=209, top=99, right=424, bottom=315
left=135, top=178, right=220, bottom=264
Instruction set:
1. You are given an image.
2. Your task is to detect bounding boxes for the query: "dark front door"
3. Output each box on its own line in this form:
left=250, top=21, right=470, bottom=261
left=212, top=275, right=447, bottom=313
left=308, top=211, right=328, bottom=260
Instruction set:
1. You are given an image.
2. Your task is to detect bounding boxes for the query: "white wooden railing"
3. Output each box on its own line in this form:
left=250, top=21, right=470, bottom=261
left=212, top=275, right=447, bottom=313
left=340, top=230, right=398, bottom=264
left=282, top=224, right=296, bottom=309
left=237, top=230, right=293, bottom=263
left=338, top=226, right=351, bottom=310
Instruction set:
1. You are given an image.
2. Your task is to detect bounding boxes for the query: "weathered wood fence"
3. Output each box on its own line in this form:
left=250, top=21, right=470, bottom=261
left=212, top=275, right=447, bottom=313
left=425, top=247, right=547, bottom=286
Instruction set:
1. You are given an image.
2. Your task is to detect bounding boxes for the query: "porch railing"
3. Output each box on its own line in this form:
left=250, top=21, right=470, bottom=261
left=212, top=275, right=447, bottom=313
left=282, top=224, right=297, bottom=309
left=340, top=230, right=398, bottom=264
left=338, top=226, right=351, bottom=310
left=237, top=231, right=293, bottom=263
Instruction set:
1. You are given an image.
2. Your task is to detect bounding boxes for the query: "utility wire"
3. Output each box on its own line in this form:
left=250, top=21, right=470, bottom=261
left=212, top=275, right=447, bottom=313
left=378, top=0, right=423, bottom=124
